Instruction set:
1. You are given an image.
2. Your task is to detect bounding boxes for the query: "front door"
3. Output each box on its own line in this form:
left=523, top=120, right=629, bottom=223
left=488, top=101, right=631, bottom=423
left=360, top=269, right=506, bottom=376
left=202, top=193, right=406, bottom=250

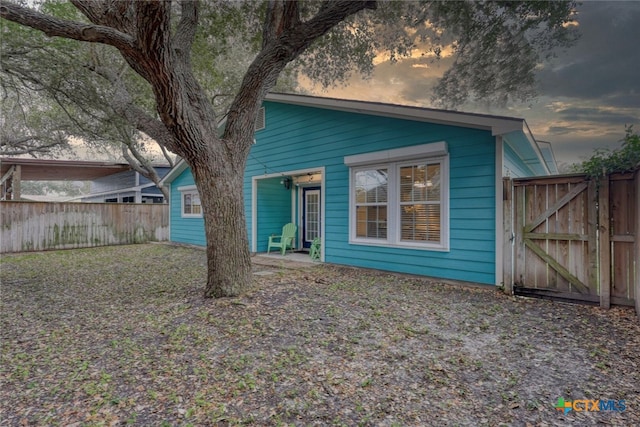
left=302, top=187, right=321, bottom=249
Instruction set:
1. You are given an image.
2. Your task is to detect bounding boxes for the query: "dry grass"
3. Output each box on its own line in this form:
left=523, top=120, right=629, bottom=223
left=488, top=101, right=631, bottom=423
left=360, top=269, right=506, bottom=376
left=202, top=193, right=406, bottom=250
left=1, top=244, right=639, bottom=426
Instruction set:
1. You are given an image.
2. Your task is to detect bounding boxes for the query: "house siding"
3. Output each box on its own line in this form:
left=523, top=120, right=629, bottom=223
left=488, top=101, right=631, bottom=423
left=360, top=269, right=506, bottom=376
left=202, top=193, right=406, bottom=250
left=169, top=169, right=205, bottom=246
left=256, top=178, right=293, bottom=252
left=90, top=170, right=136, bottom=193
left=503, top=143, right=535, bottom=178
left=139, top=167, right=171, bottom=186
left=246, top=102, right=497, bottom=285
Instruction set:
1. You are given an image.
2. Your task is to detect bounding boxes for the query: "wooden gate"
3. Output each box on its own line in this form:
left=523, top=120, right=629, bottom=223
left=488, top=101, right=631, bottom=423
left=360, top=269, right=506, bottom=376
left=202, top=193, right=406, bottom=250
left=504, top=170, right=638, bottom=309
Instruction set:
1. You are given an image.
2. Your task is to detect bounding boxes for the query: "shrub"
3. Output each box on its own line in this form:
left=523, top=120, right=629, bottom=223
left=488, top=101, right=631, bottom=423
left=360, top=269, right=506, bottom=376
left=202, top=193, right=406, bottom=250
left=574, top=126, right=640, bottom=178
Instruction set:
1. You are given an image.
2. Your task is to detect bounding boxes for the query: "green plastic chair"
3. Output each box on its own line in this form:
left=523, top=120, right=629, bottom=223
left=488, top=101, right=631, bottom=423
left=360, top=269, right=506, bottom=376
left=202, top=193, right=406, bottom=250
left=309, top=237, right=321, bottom=261
left=267, top=223, right=297, bottom=255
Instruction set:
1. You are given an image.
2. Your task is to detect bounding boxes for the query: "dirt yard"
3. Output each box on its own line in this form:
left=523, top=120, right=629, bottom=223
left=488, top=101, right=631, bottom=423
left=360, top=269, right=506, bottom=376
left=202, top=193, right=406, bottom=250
left=1, top=244, right=638, bottom=426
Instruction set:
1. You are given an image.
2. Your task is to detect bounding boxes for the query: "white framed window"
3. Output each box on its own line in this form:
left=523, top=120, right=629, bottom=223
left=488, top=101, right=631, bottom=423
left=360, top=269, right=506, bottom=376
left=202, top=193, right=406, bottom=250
left=399, top=161, right=442, bottom=243
left=346, top=142, right=449, bottom=251
left=354, top=168, right=388, bottom=240
left=178, top=185, right=202, bottom=218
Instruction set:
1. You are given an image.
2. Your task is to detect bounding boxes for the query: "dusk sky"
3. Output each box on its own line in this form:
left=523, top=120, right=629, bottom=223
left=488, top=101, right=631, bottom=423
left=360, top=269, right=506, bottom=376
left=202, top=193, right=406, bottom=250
left=303, top=1, right=640, bottom=168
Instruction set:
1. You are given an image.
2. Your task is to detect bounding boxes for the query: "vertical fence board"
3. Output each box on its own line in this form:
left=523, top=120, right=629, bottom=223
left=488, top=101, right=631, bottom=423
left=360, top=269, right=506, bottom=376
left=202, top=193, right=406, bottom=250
left=1, top=201, right=169, bottom=253
left=599, top=176, right=611, bottom=308
left=556, top=182, right=572, bottom=292
left=514, top=184, right=525, bottom=286
left=587, top=180, right=599, bottom=293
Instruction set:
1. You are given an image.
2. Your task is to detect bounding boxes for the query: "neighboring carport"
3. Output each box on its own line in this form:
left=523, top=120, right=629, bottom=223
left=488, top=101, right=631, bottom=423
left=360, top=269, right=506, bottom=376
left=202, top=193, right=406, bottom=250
left=0, top=157, right=131, bottom=200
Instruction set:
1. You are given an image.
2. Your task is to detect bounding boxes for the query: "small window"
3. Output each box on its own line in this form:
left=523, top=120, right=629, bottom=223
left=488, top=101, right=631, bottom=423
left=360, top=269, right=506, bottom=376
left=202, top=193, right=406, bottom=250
left=255, top=107, right=266, bottom=131
left=122, top=196, right=135, bottom=203
left=180, top=187, right=202, bottom=218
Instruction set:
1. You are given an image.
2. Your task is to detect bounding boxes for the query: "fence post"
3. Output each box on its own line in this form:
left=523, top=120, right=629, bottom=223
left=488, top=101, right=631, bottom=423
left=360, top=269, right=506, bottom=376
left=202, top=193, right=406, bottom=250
left=13, top=165, right=22, bottom=200
left=503, top=178, right=513, bottom=294
left=635, top=169, right=640, bottom=322
left=587, top=179, right=599, bottom=297
left=598, top=175, right=611, bottom=309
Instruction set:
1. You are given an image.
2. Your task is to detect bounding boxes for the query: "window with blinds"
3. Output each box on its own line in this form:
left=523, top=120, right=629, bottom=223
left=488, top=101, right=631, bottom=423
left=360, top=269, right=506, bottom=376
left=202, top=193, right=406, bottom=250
left=399, top=163, right=441, bottom=243
left=348, top=147, right=448, bottom=251
left=355, top=169, right=388, bottom=239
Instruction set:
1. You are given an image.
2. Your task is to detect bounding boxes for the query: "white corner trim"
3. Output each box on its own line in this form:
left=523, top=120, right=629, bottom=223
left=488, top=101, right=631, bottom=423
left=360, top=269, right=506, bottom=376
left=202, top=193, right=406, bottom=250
left=495, top=136, right=504, bottom=287
left=251, top=178, right=258, bottom=253
left=344, top=141, right=447, bottom=167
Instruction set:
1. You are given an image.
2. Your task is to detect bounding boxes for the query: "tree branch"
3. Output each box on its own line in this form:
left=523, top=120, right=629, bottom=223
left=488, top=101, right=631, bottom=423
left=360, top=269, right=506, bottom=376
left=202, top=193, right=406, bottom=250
left=120, top=140, right=170, bottom=200
left=0, top=135, right=66, bottom=156
left=225, top=0, right=377, bottom=160
left=0, top=1, right=136, bottom=52
left=71, top=0, right=135, bottom=34
left=133, top=1, right=171, bottom=61
left=173, top=0, right=198, bottom=55
left=263, top=0, right=301, bottom=49
left=88, top=64, right=179, bottom=153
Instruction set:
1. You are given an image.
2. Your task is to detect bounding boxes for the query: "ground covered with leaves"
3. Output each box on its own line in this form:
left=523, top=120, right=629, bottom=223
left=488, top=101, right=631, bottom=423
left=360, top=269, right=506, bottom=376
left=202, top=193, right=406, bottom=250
left=1, top=244, right=639, bottom=426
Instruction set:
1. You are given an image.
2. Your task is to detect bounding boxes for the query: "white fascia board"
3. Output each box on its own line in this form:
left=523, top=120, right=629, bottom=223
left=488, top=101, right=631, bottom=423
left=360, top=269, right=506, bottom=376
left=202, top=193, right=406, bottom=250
left=537, top=141, right=559, bottom=175
left=160, top=159, right=188, bottom=185
left=522, top=122, right=551, bottom=175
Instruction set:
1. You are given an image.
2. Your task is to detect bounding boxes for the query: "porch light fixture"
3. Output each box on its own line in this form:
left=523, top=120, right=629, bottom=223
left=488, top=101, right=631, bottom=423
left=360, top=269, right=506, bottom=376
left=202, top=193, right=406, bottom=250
left=281, top=177, right=292, bottom=189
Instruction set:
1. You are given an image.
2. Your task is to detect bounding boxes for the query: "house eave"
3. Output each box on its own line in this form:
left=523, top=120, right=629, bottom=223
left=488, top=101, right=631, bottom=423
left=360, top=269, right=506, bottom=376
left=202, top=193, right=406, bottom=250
left=160, top=159, right=188, bottom=185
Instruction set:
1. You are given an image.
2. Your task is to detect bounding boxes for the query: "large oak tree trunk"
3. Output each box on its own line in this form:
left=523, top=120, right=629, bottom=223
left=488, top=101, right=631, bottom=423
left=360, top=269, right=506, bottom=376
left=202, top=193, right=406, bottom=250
left=190, top=155, right=252, bottom=298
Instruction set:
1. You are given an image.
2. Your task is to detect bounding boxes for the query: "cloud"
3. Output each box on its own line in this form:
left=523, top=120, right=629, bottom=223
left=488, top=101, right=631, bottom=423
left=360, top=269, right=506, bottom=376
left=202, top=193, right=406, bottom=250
left=552, top=105, right=639, bottom=125
left=537, top=2, right=640, bottom=107
left=298, top=1, right=638, bottom=166
left=546, top=125, right=595, bottom=136
left=549, top=132, right=626, bottom=165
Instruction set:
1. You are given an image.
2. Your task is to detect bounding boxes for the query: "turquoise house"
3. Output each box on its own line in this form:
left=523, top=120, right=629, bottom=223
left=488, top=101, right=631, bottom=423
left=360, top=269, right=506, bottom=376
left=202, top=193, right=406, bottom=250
left=162, top=93, right=557, bottom=286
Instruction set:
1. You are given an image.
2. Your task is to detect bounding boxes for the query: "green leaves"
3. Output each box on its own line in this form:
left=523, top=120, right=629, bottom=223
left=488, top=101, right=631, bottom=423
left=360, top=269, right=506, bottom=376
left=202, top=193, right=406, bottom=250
left=575, top=127, right=640, bottom=178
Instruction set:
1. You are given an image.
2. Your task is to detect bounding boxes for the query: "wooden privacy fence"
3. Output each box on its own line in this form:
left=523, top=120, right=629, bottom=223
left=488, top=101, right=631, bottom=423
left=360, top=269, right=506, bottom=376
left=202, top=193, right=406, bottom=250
left=0, top=201, right=169, bottom=253
left=503, top=169, right=639, bottom=315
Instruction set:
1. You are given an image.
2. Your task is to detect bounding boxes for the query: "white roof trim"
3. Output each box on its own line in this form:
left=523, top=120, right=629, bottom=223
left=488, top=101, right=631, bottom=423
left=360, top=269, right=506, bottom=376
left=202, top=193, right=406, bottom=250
left=160, top=159, right=188, bottom=186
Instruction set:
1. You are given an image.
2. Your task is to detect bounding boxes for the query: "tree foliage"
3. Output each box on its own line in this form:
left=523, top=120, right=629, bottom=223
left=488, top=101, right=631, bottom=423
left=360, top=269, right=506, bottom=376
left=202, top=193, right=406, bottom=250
left=0, top=85, right=71, bottom=157
left=573, top=127, right=640, bottom=178
left=1, top=5, right=177, bottom=194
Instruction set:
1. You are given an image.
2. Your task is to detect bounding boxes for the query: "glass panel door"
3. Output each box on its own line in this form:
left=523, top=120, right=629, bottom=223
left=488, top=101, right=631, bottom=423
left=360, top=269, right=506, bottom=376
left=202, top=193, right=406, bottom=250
left=303, top=187, right=320, bottom=249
